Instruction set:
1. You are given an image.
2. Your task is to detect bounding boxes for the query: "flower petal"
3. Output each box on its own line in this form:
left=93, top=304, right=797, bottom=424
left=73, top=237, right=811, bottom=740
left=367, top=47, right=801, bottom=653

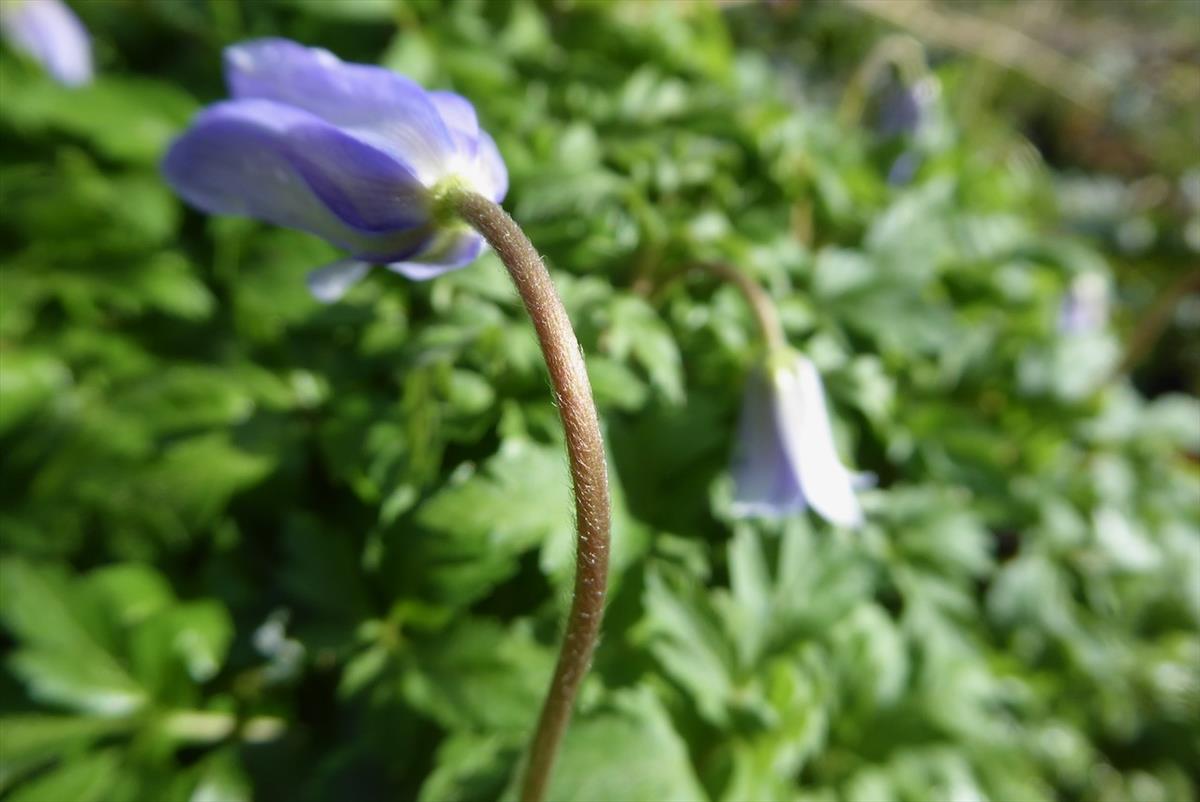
left=1, top=0, right=93, bottom=87
left=730, top=370, right=806, bottom=519
left=383, top=229, right=485, bottom=280
left=473, top=130, right=509, bottom=202
left=774, top=357, right=864, bottom=528
left=224, top=39, right=454, bottom=185
left=306, top=259, right=371, bottom=303
left=163, top=99, right=431, bottom=262
left=428, top=90, right=479, bottom=159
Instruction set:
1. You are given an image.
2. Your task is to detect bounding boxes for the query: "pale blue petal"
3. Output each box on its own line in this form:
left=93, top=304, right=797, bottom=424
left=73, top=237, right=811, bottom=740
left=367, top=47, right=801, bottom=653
left=877, top=84, right=921, bottom=137
left=163, top=99, right=432, bottom=262
left=774, top=357, right=864, bottom=528
left=473, top=130, right=509, bottom=202
left=429, top=90, right=479, bottom=159
left=384, top=230, right=485, bottom=280
left=307, top=259, right=371, bottom=303
left=0, top=0, right=92, bottom=87
left=224, top=39, right=454, bottom=184
left=730, top=370, right=806, bottom=519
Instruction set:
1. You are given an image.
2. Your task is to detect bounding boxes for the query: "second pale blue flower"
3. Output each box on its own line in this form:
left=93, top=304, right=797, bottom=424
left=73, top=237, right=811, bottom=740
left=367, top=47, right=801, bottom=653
left=731, top=352, right=866, bottom=528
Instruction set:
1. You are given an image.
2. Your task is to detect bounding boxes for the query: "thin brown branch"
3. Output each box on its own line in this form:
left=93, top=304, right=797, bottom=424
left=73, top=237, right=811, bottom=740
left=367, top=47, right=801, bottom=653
left=449, top=189, right=611, bottom=802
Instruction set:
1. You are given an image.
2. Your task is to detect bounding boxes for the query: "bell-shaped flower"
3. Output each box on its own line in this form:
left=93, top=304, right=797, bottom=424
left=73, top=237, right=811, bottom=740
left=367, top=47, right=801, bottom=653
left=0, top=0, right=93, bottom=87
left=162, top=38, right=508, bottom=302
left=875, top=76, right=938, bottom=138
left=730, top=352, right=865, bottom=527
left=874, top=76, right=939, bottom=187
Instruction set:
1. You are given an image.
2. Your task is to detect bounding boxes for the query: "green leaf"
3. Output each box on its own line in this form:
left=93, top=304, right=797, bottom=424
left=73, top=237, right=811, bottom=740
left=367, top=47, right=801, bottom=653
left=1140, top=394, right=1200, bottom=451
left=86, top=564, right=175, bottom=626
left=602, top=297, right=686, bottom=404
left=534, top=688, right=707, bottom=802
left=282, top=0, right=397, bottom=20
left=132, top=254, right=215, bottom=321
left=166, top=602, right=234, bottom=683
left=585, top=356, right=650, bottom=412
left=6, top=650, right=145, bottom=718
left=129, top=601, right=233, bottom=699
left=0, top=351, right=70, bottom=434
left=0, top=715, right=131, bottom=793
left=112, top=365, right=266, bottom=436
left=830, top=604, right=909, bottom=710
left=5, top=749, right=123, bottom=802
left=0, top=69, right=198, bottom=164
left=642, top=565, right=737, bottom=725
left=189, top=750, right=251, bottom=802
left=138, top=434, right=275, bottom=526
left=726, top=525, right=773, bottom=666
left=418, top=442, right=569, bottom=547
left=758, top=521, right=873, bottom=653
left=419, top=733, right=515, bottom=802
left=413, top=439, right=572, bottom=604
left=0, top=560, right=145, bottom=716
left=403, top=619, right=553, bottom=733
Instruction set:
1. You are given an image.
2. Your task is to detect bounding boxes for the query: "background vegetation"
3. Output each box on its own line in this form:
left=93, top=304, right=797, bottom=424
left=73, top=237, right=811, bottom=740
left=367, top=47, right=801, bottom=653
left=1, top=1, right=1197, bottom=800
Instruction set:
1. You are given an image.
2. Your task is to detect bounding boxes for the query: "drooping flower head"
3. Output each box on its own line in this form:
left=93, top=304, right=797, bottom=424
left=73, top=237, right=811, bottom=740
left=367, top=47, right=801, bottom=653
left=875, top=76, right=939, bottom=186
left=163, top=39, right=508, bottom=301
left=0, top=0, right=93, bottom=87
left=731, top=351, right=865, bottom=528
left=875, top=75, right=938, bottom=138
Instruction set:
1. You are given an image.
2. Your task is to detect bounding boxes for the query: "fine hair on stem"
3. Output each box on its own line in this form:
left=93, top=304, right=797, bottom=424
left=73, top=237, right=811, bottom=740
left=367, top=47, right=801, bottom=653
left=448, top=187, right=612, bottom=802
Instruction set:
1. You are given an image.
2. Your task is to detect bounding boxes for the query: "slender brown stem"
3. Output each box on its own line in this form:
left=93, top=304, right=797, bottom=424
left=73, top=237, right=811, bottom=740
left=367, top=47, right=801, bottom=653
left=448, top=188, right=611, bottom=802
left=847, top=0, right=1112, bottom=113
left=1113, top=267, right=1200, bottom=380
left=692, top=262, right=789, bottom=354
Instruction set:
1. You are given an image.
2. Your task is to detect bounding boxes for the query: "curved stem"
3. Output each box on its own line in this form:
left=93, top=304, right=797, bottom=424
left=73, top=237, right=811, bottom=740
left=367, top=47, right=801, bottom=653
left=1112, top=266, right=1200, bottom=381
left=448, top=189, right=611, bottom=802
left=847, top=0, right=1111, bottom=113
left=691, top=262, right=789, bottom=355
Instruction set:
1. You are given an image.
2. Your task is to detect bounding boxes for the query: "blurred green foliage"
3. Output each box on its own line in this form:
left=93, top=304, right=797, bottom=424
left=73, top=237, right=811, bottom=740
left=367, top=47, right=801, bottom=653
left=1, top=2, right=1197, bottom=801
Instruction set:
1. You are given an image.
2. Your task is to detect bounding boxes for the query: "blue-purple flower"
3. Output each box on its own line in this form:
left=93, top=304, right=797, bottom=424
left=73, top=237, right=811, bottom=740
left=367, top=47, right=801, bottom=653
left=0, top=0, right=92, bottom=87
left=163, top=39, right=508, bottom=302
left=876, top=76, right=938, bottom=138
left=875, top=76, right=939, bottom=187
left=731, top=352, right=865, bottom=527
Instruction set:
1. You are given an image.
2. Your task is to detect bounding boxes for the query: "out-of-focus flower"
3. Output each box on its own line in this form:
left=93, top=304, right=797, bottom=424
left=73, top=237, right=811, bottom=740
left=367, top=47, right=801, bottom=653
left=877, top=83, right=920, bottom=138
left=1058, top=272, right=1109, bottom=335
left=731, top=352, right=865, bottom=527
left=0, top=0, right=92, bottom=87
left=163, top=38, right=508, bottom=302
left=875, top=75, right=938, bottom=138
left=875, top=76, right=939, bottom=187
left=886, top=151, right=921, bottom=186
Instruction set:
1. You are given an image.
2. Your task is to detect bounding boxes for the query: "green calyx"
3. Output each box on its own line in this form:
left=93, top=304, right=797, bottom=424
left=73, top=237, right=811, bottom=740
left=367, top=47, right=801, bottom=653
left=764, top=345, right=798, bottom=377
left=429, top=177, right=471, bottom=227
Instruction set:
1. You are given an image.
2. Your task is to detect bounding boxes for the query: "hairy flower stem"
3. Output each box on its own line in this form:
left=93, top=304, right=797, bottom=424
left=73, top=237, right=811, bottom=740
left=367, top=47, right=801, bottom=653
left=692, top=262, right=789, bottom=355
left=449, top=189, right=611, bottom=802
